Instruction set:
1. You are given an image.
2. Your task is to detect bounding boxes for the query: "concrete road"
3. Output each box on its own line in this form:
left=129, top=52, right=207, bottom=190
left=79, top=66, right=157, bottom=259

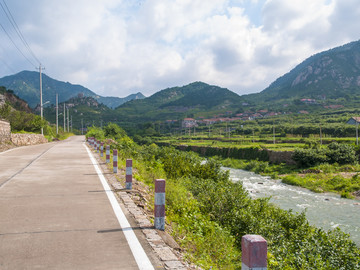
left=0, top=136, right=160, bottom=269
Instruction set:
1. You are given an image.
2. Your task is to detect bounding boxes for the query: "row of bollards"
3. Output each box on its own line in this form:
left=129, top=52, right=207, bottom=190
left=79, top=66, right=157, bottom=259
left=88, top=137, right=164, bottom=230
left=87, top=137, right=267, bottom=269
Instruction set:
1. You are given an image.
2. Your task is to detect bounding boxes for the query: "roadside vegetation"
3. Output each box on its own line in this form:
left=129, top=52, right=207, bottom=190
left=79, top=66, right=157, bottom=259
left=86, top=124, right=360, bottom=270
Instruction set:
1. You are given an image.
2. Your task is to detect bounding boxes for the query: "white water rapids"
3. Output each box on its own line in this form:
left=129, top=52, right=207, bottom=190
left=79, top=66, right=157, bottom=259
left=226, top=168, right=360, bottom=246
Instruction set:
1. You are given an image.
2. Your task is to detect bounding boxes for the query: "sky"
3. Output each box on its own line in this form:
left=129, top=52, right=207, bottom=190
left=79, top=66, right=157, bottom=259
left=0, top=0, right=359, bottom=98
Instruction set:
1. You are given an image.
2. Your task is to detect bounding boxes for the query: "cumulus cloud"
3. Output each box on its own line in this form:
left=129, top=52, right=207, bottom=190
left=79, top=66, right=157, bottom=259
left=0, top=0, right=359, bottom=97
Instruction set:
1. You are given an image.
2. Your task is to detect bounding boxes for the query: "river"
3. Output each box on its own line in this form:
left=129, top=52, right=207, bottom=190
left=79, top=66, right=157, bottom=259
left=226, top=168, right=360, bottom=246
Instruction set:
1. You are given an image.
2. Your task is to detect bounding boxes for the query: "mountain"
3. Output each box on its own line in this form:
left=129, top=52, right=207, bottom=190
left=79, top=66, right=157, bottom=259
left=0, top=86, right=32, bottom=114
left=114, top=82, right=243, bottom=123
left=248, top=40, right=360, bottom=105
left=97, top=92, right=145, bottom=109
left=0, top=71, right=145, bottom=109
left=43, top=94, right=115, bottom=130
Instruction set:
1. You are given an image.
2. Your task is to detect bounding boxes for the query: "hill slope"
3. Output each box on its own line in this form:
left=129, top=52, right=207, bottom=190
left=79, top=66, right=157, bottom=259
left=115, top=82, right=243, bottom=123
left=0, top=71, right=145, bottom=108
left=252, top=40, right=360, bottom=104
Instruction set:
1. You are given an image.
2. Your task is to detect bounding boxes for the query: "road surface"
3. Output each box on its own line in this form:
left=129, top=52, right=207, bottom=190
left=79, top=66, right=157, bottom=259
left=0, top=136, right=161, bottom=269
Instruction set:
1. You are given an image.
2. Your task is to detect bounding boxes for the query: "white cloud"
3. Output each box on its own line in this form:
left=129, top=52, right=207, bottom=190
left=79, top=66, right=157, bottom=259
left=0, top=0, right=359, bottom=98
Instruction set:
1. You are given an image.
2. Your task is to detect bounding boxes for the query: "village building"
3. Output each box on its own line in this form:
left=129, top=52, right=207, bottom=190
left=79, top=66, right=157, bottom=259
left=182, top=118, right=197, bottom=128
left=346, top=117, right=360, bottom=125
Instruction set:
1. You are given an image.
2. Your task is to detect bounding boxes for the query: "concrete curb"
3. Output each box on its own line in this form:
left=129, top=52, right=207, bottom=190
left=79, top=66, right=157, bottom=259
left=90, top=146, right=189, bottom=270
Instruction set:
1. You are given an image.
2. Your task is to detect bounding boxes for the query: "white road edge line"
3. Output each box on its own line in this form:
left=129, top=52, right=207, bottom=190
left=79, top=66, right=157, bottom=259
left=84, top=144, right=155, bottom=270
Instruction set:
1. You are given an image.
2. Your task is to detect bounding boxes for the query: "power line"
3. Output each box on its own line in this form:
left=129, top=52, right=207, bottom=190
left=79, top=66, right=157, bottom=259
left=0, top=22, right=36, bottom=68
left=0, top=0, right=41, bottom=65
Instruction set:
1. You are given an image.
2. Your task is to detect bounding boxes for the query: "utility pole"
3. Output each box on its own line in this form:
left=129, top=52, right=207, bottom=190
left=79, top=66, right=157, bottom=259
left=320, top=125, right=323, bottom=145
left=38, top=64, right=45, bottom=135
left=56, top=93, right=58, bottom=135
left=273, top=122, right=276, bottom=144
left=67, top=108, right=69, bottom=132
left=356, top=122, right=359, bottom=146
left=71, top=115, right=73, bottom=133
left=63, top=103, right=66, bottom=132
left=81, top=119, right=84, bottom=135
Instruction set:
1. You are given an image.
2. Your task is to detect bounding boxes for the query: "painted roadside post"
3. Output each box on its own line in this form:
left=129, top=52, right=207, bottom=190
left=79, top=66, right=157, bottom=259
left=126, top=159, right=132, bottom=190
left=100, top=142, right=104, bottom=157
left=97, top=140, right=100, bottom=153
left=106, top=145, right=110, bottom=163
left=154, top=179, right=165, bottom=230
left=241, top=235, right=267, bottom=270
left=113, top=149, right=118, bottom=173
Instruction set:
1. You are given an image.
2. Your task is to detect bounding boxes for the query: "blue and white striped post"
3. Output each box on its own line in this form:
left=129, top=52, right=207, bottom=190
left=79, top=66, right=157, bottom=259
left=97, top=140, right=100, bottom=153
left=242, top=235, right=267, bottom=270
left=126, top=159, right=132, bottom=190
left=113, top=149, right=118, bottom=173
left=154, top=179, right=165, bottom=230
left=106, top=145, right=110, bottom=163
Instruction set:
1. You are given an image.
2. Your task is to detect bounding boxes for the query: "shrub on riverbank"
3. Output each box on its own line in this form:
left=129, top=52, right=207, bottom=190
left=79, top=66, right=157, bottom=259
left=293, top=142, right=358, bottom=167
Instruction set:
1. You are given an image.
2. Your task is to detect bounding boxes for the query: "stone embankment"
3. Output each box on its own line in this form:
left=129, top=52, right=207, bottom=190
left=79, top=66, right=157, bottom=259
left=0, top=120, right=11, bottom=143
left=10, top=133, right=48, bottom=146
left=0, top=119, right=48, bottom=150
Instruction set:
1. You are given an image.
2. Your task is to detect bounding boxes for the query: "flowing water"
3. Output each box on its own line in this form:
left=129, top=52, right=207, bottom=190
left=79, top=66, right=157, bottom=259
left=226, top=168, right=360, bottom=245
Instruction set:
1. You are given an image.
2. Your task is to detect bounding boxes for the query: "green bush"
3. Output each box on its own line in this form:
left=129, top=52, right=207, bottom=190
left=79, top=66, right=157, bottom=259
left=86, top=126, right=105, bottom=141
left=293, top=148, right=328, bottom=167
left=293, top=142, right=357, bottom=167
left=326, top=142, right=357, bottom=165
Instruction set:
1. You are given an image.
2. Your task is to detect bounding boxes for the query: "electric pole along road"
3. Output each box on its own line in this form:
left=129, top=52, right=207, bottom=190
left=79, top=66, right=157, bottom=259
left=0, top=136, right=161, bottom=269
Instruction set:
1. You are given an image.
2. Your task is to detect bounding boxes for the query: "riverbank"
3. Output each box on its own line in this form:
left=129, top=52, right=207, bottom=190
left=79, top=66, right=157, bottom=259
left=221, top=158, right=360, bottom=200
left=226, top=167, right=360, bottom=246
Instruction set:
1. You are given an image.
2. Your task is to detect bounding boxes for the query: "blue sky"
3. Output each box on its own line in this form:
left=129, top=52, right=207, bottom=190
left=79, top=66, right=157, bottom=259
left=0, top=0, right=359, bottom=97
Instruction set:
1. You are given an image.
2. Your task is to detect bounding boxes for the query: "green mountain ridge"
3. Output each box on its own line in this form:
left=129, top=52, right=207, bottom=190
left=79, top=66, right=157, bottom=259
left=0, top=71, right=145, bottom=108
left=115, top=82, right=243, bottom=123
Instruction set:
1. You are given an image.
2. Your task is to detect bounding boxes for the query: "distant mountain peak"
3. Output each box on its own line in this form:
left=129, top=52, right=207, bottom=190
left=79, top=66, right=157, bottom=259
left=0, top=71, right=145, bottom=109
left=261, top=39, right=360, bottom=100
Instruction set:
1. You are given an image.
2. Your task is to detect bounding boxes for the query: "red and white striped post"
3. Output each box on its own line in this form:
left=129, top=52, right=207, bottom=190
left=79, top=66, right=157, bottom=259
left=93, top=139, right=97, bottom=150
left=106, top=145, right=110, bottom=163
left=126, top=159, right=132, bottom=190
left=154, top=179, right=165, bottom=230
left=113, top=149, right=118, bottom=173
left=241, top=235, right=267, bottom=270
left=100, top=142, right=104, bottom=157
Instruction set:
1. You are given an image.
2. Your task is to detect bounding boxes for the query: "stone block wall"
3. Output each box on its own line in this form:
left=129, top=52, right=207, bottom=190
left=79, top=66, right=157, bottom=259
left=266, top=150, right=296, bottom=165
left=11, top=134, right=48, bottom=146
left=0, top=120, right=11, bottom=143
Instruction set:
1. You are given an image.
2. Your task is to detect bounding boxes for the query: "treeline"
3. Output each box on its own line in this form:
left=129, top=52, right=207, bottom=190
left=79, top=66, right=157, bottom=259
left=235, top=123, right=358, bottom=138
left=0, top=86, right=70, bottom=139
left=87, top=123, right=360, bottom=269
left=0, top=86, right=46, bottom=133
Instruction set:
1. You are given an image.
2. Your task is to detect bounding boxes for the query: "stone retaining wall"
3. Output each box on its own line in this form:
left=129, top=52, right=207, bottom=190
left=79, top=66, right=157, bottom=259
left=0, top=120, right=11, bottom=143
left=11, top=133, right=48, bottom=146
left=266, top=150, right=296, bottom=165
